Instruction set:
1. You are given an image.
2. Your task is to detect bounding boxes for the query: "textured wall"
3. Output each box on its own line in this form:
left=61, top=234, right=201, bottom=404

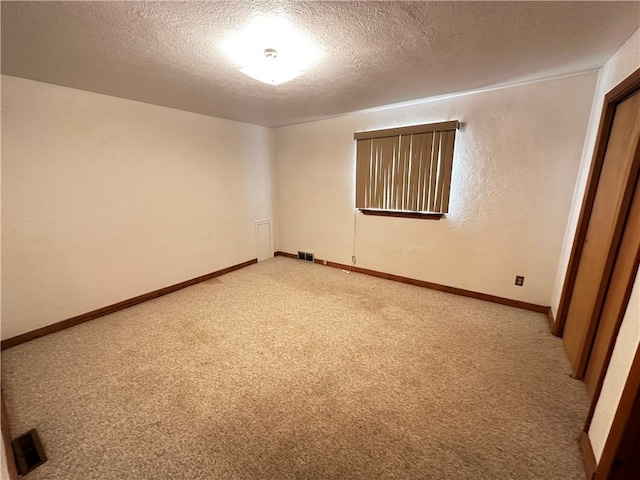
left=1, top=75, right=275, bottom=340
left=274, top=72, right=597, bottom=306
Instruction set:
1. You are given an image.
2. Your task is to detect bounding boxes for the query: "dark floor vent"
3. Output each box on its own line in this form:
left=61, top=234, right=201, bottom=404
left=297, top=251, right=315, bottom=262
left=12, top=429, right=47, bottom=475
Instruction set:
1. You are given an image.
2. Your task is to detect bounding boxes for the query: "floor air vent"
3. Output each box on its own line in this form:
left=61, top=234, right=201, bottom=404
left=297, top=251, right=315, bottom=262
left=12, top=429, right=47, bottom=475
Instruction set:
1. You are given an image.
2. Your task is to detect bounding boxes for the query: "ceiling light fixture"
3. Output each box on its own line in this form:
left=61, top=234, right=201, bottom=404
left=221, top=16, right=321, bottom=86
left=239, top=48, right=303, bottom=85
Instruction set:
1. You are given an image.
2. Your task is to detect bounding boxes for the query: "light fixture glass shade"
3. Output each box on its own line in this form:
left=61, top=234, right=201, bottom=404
left=221, top=15, right=321, bottom=86
left=239, top=62, right=303, bottom=85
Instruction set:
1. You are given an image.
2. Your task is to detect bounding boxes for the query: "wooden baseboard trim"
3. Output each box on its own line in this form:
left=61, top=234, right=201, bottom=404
left=546, top=307, right=556, bottom=333
left=1, top=396, right=19, bottom=480
left=0, top=259, right=258, bottom=350
left=274, top=251, right=548, bottom=314
left=275, top=251, right=297, bottom=259
left=580, top=431, right=597, bottom=480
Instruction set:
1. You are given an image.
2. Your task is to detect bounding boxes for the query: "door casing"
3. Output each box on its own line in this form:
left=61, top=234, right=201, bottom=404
left=554, top=67, right=640, bottom=345
left=555, top=66, right=640, bottom=480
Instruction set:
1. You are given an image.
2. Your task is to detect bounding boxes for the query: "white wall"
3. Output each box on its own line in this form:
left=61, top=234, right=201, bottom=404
left=551, top=29, right=640, bottom=318
left=274, top=73, right=597, bottom=306
left=589, top=270, right=640, bottom=461
left=1, top=75, right=275, bottom=340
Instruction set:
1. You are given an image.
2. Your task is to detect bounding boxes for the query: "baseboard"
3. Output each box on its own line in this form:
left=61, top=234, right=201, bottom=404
left=546, top=307, right=556, bottom=333
left=1, top=396, right=19, bottom=480
left=580, top=431, right=597, bottom=480
left=0, top=259, right=258, bottom=350
left=274, top=251, right=548, bottom=314
left=275, top=251, right=297, bottom=259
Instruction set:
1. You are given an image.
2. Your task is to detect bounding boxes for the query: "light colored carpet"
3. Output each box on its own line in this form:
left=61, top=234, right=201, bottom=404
left=2, top=257, right=589, bottom=480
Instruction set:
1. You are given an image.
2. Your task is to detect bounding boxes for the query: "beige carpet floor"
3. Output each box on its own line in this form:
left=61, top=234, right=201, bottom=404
left=2, top=257, right=590, bottom=480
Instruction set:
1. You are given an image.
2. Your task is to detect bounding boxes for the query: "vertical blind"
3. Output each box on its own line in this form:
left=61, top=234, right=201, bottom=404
left=355, top=121, right=459, bottom=213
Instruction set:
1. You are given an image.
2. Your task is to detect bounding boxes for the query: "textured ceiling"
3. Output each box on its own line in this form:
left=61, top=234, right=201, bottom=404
left=2, top=1, right=639, bottom=127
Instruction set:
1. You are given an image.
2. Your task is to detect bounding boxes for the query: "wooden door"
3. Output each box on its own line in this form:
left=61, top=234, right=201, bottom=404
left=563, top=92, right=640, bottom=377
left=584, top=170, right=640, bottom=396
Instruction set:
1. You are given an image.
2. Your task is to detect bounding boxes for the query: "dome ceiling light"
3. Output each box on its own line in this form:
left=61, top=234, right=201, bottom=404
left=239, top=48, right=303, bottom=85
left=221, top=16, right=321, bottom=86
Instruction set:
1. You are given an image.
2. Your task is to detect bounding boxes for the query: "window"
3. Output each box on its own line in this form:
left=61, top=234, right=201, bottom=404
left=354, top=120, right=459, bottom=218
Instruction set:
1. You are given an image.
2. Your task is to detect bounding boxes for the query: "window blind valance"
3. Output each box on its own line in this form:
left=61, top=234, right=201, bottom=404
left=353, top=121, right=459, bottom=140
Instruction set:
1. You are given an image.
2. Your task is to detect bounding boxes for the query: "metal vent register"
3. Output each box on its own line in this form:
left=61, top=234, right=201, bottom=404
left=297, top=251, right=315, bottom=262
left=11, top=429, right=47, bottom=475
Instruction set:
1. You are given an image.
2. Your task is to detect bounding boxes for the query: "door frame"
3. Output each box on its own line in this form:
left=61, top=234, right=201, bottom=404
left=554, top=67, right=640, bottom=338
left=552, top=68, right=640, bottom=337
left=554, top=68, right=640, bottom=347
left=556, top=66, right=640, bottom=479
